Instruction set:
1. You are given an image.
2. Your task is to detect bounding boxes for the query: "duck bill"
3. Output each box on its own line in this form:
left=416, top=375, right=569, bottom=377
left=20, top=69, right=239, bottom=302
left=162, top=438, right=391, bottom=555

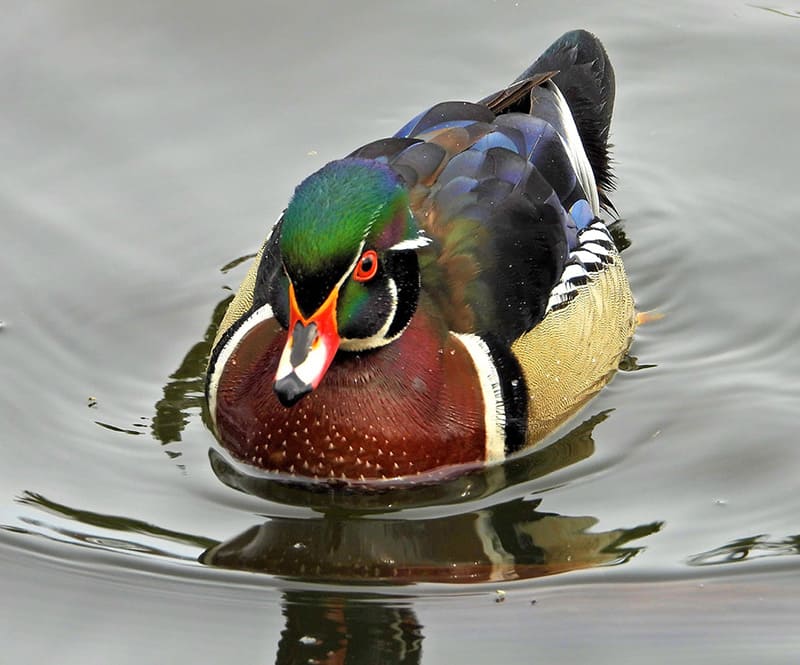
left=273, top=283, right=340, bottom=407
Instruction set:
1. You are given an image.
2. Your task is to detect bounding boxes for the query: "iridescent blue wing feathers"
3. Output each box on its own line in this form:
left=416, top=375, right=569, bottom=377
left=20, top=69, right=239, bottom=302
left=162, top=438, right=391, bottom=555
left=511, top=28, right=616, bottom=199
left=345, top=30, right=616, bottom=340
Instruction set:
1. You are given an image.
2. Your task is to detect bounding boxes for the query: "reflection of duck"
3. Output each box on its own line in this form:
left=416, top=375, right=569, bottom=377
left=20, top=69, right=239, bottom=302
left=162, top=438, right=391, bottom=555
left=200, top=499, right=659, bottom=584
left=202, top=412, right=662, bottom=583
left=206, top=29, right=635, bottom=483
left=275, top=593, right=423, bottom=665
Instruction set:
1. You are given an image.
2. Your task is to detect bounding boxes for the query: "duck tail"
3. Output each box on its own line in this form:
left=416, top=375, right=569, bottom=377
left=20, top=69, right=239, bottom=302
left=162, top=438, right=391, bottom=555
left=519, top=30, right=616, bottom=200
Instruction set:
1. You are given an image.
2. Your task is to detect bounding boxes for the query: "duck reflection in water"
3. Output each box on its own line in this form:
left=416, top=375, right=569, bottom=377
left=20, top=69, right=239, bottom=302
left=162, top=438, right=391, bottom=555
left=274, top=593, right=423, bottom=665
left=202, top=411, right=661, bottom=582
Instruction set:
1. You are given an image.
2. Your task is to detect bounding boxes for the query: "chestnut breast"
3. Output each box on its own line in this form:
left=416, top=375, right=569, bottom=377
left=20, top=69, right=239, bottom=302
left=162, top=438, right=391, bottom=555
left=213, top=308, right=488, bottom=480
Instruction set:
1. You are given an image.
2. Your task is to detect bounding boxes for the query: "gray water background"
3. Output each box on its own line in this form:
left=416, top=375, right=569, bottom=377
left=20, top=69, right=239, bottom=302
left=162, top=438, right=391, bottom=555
left=1, top=2, right=799, bottom=663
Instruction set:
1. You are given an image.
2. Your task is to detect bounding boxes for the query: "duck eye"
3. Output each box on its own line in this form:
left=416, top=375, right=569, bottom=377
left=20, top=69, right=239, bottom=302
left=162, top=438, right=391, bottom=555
left=353, top=249, right=378, bottom=282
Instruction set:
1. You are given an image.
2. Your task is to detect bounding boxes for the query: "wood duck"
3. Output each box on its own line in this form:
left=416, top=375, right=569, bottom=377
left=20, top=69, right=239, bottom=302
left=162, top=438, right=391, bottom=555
left=206, top=30, right=635, bottom=483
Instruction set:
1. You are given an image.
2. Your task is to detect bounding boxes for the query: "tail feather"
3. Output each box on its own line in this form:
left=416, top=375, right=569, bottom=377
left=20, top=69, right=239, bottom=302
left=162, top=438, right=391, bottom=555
left=518, top=30, right=616, bottom=198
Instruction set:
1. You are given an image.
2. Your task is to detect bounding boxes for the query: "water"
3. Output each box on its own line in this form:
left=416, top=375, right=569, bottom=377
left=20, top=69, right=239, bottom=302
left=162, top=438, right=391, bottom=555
left=2, top=2, right=799, bottom=663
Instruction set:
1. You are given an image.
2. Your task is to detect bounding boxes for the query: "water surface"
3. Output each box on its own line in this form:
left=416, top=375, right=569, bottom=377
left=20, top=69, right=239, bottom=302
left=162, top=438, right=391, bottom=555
left=2, top=2, right=799, bottom=663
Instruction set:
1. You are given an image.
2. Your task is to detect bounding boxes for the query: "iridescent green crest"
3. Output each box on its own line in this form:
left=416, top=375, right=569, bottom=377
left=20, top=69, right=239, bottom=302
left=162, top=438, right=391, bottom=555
left=279, top=158, right=414, bottom=280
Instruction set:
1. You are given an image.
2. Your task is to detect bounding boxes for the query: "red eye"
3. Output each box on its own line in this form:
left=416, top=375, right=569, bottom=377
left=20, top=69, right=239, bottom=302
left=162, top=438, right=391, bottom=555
left=353, top=249, right=378, bottom=282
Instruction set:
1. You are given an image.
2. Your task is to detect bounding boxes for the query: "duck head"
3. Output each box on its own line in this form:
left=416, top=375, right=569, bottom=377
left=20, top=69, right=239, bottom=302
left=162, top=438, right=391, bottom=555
left=271, top=158, right=428, bottom=406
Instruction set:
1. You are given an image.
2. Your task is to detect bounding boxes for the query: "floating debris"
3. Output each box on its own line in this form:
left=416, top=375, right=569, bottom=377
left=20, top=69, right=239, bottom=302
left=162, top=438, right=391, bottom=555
left=87, top=396, right=98, bottom=408
left=95, top=421, right=142, bottom=436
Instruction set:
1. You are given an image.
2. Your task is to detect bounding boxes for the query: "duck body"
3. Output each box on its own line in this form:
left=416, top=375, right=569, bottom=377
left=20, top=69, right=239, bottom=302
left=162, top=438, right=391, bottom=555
left=206, top=30, right=635, bottom=483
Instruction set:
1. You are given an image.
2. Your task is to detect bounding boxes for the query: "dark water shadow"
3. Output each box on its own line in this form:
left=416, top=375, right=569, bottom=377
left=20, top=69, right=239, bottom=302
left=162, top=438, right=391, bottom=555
left=150, top=252, right=255, bottom=446
left=151, top=294, right=233, bottom=445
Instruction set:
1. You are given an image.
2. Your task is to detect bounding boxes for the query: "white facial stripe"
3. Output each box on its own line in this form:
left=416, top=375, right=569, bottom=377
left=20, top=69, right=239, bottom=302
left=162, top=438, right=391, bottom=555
left=339, top=278, right=399, bottom=352
left=208, top=303, right=274, bottom=432
left=345, top=241, right=366, bottom=283
left=388, top=233, right=432, bottom=252
left=452, top=332, right=506, bottom=462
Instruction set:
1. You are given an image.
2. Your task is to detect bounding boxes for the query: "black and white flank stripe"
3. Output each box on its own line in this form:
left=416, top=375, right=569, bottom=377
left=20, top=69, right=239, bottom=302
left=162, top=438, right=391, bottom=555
left=545, top=220, right=618, bottom=314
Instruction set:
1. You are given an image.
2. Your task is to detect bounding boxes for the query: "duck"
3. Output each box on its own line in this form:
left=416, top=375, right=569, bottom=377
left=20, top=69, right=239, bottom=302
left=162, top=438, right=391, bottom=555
left=205, top=29, right=635, bottom=483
